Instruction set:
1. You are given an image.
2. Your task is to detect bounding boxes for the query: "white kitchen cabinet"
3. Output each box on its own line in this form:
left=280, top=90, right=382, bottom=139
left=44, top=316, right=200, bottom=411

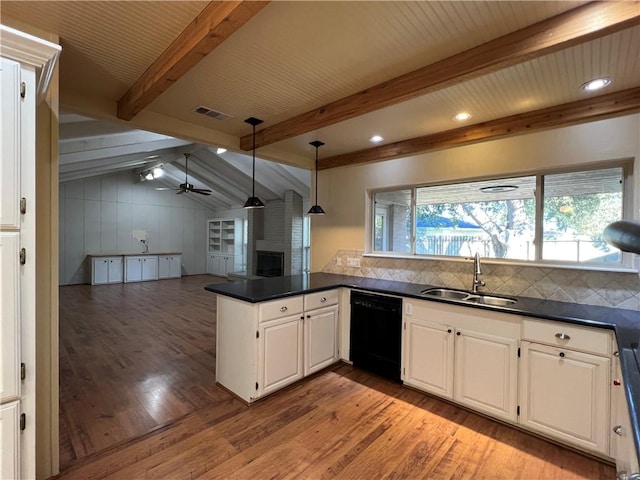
left=519, top=318, right=612, bottom=456
left=0, top=26, right=60, bottom=480
left=216, top=290, right=339, bottom=403
left=304, top=291, right=339, bottom=376
left=258, top=314, right=304, bottom=397
left=158, top=254, right=182, bottom=279
left=403, top=317, right=454, bottom=399
left=124, top=255, right=158, bottom=283
left=90, top=256, right=123, bottom=285
left=454, top=328, right=518, bottom=422
left=402, top=299, right=519, bottom=422
left=611, top=351, right=640, bottom=477
left=0, top=401, right=20, bottom=480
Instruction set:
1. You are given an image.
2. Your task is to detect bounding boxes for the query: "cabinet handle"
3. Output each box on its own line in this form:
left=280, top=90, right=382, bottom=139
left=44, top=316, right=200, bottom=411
left=307, top=315, right=311, bottom=319
left=613, top=425, right=623, bottom=436
left=613, top=351, right=619, bottom=357
left=555, top=333, right=570, bottom=340
left=320, top=297, right=327, bottom=303
left=300, top=316, right=304, bottom=320
left=280, top=306, right=287, bottom=312
left=447, top=329, right=452, bottom=333
left=613, top=380, right=621, bottom=386
left=456, top=331, right=461, bottom=336
left=559, top=352, right=565, bottom=358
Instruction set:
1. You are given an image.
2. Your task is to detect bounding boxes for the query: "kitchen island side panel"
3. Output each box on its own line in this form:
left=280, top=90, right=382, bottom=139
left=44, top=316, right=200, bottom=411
left=216, top=296, right=258, bottom=403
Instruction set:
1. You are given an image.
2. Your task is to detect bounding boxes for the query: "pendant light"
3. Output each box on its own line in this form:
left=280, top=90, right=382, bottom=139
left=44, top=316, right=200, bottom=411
left=243, top=116, right=265, bottom=209
left=308, top=140, right=326, bottom=215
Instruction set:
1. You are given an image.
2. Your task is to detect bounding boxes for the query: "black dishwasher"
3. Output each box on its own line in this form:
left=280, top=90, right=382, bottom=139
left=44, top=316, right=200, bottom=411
left=350, top=291, right=403, bottom=382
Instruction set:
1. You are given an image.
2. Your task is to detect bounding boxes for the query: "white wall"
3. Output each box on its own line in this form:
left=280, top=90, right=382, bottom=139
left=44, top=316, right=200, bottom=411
left=59, top=171, right=217, bottom=285
left=311, top=114, right=640, bottom=271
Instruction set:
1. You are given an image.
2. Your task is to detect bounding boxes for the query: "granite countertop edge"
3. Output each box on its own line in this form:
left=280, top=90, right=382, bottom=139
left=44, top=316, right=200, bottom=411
left=205, top=272, right=640, bottom=460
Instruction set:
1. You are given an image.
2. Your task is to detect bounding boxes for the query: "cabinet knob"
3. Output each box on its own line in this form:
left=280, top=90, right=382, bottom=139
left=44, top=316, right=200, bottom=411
left=559, top=352, right=565, bottom=358
left=613, top=379, right=621, bottom=386
left=555, top=332, right=570, bottom=340
left=456, top=331, right=461, bottom=336
left=307, top=315, right=311, bottom=319
left=613, top=351, right=619, bottom=357
left=300, top=316, right=304, bottom=320
left=320, top=297, right=327, bottom=303
left=447, top=329, right=452, bottom=333
left=613, top=425, right=623, bottom=436
left=280, top=306, right=287, bottom=312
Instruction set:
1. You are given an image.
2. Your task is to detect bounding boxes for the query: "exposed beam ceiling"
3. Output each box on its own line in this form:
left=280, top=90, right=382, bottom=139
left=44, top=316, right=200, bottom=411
left=239, top=1, right=640, bottom=152
left=319, top=87, right=640, bottom=170
left=117, top=1, right=270, bottom=121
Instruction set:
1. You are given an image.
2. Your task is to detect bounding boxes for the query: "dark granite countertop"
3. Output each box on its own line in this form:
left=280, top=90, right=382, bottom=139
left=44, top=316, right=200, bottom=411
left=205, top=272, right=640, bottom=460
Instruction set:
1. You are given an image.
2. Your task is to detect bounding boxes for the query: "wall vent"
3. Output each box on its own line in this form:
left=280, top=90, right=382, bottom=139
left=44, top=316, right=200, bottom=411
left=195, top=105, right=233, bottom=121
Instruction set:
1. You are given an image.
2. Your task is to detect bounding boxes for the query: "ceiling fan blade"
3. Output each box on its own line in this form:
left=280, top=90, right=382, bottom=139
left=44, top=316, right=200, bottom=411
left=192, top=190, right=212, bottom=196
left=191, top=188, right=212, bottom=194
left=155, top=187, right=179, bottom=191
left=176, top=189, right=186, bottom=195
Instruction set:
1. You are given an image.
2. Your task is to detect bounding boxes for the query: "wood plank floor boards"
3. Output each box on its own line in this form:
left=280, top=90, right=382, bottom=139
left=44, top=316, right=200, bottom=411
left=58, top=275, right=230, bottom=467
left=57, top=275, right=614, bottom=479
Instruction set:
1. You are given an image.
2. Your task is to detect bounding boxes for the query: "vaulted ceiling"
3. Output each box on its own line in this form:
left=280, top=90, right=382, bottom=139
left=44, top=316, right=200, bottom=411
left=2, top=1, right=639, bottom=206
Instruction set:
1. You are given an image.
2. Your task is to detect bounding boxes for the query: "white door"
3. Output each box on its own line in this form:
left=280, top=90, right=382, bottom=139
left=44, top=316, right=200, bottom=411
left=0, top=401, right=20, bottom=480
left=258, top=315, right=303, bottom=397
left=454, top=328, right=518, bottom=422
left=304, top=306, right=338, bottom=376
left=519, top=341, right=610, bottom=454
left=403, top=317, right=454, bottom=399
left=169, top=256, right=181, bottom=277
left=92, top=258, right=109, bottom=284
left=108, top=257, right=123, bottom=283
left=141, top=257, right=158, bottom=281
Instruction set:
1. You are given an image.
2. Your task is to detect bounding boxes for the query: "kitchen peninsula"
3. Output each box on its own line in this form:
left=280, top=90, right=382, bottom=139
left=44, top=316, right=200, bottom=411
left=206, top=272, right=640, bottom=475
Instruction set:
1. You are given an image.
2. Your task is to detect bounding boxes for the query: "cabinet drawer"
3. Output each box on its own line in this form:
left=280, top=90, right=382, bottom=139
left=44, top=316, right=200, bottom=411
left=522, top=319, right=611, bottom=356
left=259, top=296, right=304, bottom=322
left=304, top=290, right=339, bottom=311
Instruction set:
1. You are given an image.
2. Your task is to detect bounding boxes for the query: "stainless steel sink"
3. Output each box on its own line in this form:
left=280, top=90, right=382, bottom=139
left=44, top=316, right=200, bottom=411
left=420, top=288, right=517, bottom=306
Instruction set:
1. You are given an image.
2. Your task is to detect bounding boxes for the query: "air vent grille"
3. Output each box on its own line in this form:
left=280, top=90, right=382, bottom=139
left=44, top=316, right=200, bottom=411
left=195, top=105, right=233, bottom=121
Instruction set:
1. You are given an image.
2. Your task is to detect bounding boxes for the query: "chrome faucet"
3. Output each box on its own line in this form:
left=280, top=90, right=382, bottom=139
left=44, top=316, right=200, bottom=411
left=472, top=252, right=485, bottom=293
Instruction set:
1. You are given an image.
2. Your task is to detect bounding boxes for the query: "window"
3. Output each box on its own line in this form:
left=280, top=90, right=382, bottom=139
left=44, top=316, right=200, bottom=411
left=370, top=164, right=629, bottom=268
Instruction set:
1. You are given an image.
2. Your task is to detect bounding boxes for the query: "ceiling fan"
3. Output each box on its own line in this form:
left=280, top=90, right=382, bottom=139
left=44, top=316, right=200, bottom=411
left=156, top=153, right=212, bottom=196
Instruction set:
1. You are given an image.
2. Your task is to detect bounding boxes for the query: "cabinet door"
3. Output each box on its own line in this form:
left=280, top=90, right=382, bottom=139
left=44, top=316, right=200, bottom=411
left=403, top=317, right=454, bottom=399
left=158, top=256, right=170, bottom=279
left=1, top=401, right=20, bottom=480
left=107, top=258, right=123, bottom=283
left=258, top=315, right=303, bottom=397
left=519, top=341, right=610, bottom=454
left=169, top=256, right=181, bottom=277
left=92, top=258, right=109, bottom=284
left=0, top=59, right=20, bottom=230
left=124, top=257, right=142, bottom=282
left=454, top=329, right=518, bottom=422
left=141, top=256, right=158, bottom=281
left=304, top=305, right=338, bottom=376
left=611, top=355, right=639, bottom=476
left=206, top=254, right=216, bottom=274
left=0, top=233, right=20, bottom=403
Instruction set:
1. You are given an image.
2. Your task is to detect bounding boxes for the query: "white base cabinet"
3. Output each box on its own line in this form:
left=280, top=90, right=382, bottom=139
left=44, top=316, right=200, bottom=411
left=158, top=254, right=182, bottom=279
left=90, top=256, right=123, bottom=285
left=519, top=318, right=611, bottom=456
left=611, top=352, right=640, bottom=477
left=124, top=255, right=159, bottom=283
left=216, top=290, right=339, bottom=403
left=402, top=300, right=519, bottom=423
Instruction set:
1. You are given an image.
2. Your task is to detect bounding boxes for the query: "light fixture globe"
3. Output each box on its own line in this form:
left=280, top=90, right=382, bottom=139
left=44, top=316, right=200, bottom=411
left=308, top=140, right=326, bottom=216
left=243, top=116, right=265, bottom=209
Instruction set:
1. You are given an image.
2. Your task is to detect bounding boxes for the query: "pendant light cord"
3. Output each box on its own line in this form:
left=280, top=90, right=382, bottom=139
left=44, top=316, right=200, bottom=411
left=314, top=146, right=319, bottom=205
left=251, top=124, right=256, bottom=197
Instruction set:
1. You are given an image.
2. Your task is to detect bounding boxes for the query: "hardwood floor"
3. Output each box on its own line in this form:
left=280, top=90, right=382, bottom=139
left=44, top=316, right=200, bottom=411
left=57, top=275, right=614, bottom=479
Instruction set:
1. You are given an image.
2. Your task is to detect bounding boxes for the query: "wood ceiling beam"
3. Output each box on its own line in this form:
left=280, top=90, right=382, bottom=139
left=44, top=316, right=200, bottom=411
left=240, top=1, right=640, bottom=151
left=117, top=1, right=269, bottom=121
left=318, top=88, right=640, bottom=170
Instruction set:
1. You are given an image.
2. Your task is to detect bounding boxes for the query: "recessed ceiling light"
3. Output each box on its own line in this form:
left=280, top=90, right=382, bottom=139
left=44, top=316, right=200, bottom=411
left=454, top=112, right=472, bottom=121
left=580, top=78, right=612, bottom=92
left=370, top=135, right=384, bottom=144
left=216, top=147, right=227, bottom=154
left=152, top=167, right=164, bottom=178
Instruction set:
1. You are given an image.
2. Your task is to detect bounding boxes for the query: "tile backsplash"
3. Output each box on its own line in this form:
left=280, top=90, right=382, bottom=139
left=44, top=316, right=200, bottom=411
left=322, top=250, right=640, bottom=311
